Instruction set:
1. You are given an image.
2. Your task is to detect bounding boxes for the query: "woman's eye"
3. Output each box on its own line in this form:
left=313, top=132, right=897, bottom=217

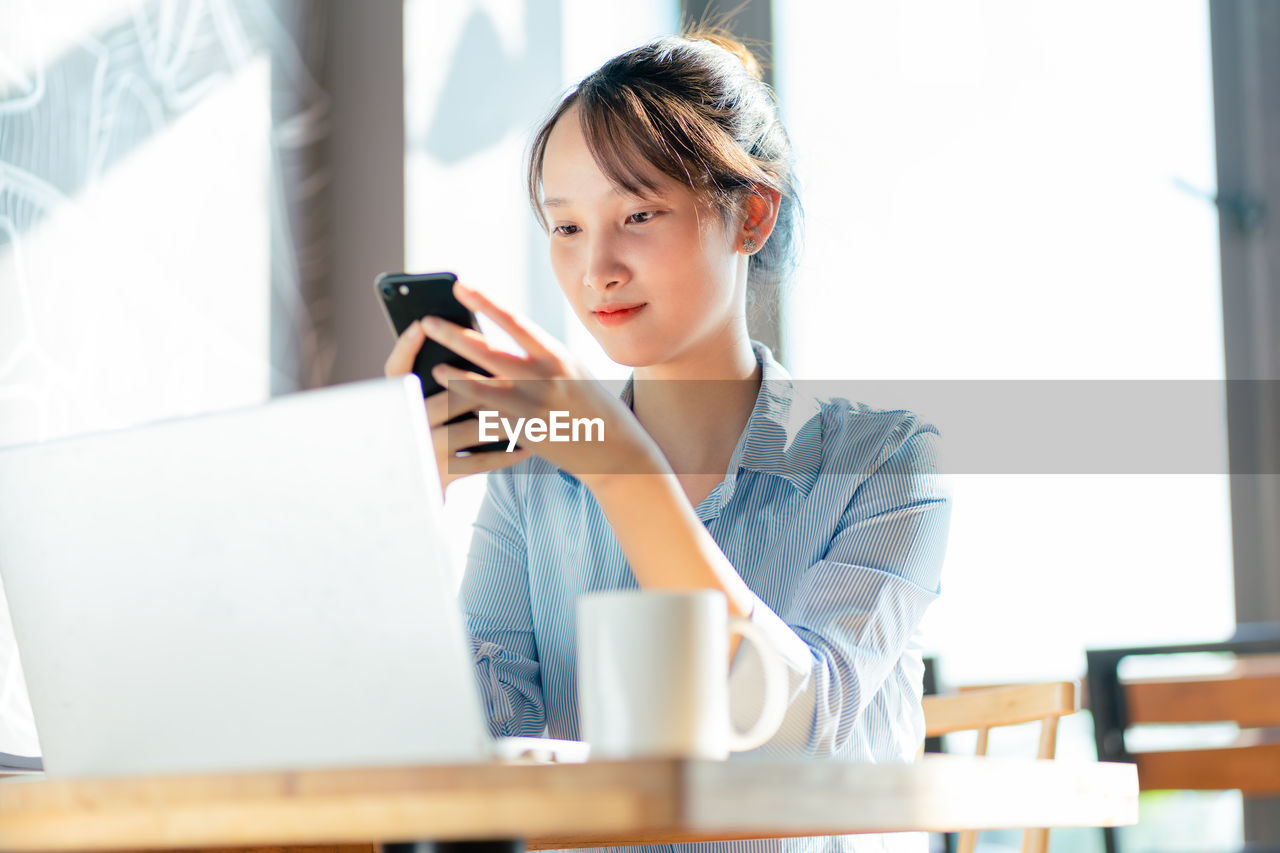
left=553, top=224, right=580, bottom=236
left=627, top=211, right=656, bottom=225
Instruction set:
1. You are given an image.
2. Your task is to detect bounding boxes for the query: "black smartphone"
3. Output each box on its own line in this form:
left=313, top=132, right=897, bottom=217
left=376, top=271, right=508, bottom=454
left=376, top=271, right=489, bottom=398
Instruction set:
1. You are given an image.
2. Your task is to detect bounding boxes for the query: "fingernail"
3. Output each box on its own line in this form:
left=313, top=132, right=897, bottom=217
left=420, top=316, right=441, bottom=330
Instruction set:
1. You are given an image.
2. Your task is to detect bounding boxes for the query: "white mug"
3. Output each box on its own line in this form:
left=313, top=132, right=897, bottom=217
left=576, top=589, right=787, bottom=760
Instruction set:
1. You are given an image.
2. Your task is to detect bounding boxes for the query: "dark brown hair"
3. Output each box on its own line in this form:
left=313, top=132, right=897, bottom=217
left=526, top=29, right=802, bottom=311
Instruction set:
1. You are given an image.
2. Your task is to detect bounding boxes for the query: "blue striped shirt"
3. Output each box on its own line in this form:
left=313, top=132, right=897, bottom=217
left=460, top=340, right=951, bottom=853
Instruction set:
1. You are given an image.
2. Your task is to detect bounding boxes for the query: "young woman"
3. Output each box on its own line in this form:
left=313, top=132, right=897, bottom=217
left=386, top=30, right=950, bottom=853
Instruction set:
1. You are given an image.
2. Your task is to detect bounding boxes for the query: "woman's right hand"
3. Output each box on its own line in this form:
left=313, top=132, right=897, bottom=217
left=384, top=320, right=531, bottom=500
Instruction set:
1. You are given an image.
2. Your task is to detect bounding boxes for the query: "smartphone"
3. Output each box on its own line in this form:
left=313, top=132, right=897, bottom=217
left=376, top=271, right=508, bottom=454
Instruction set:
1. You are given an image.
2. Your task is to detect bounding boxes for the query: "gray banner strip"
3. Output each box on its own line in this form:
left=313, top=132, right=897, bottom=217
left=443, top=380, right=1279, bottom=475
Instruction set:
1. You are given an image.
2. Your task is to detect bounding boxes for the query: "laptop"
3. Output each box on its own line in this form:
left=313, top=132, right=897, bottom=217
left=0, top=375, right=586, bottom=777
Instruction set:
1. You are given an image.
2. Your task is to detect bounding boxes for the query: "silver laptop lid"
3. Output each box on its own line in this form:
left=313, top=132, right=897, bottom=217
left=0, top=376, right=491, bottom=777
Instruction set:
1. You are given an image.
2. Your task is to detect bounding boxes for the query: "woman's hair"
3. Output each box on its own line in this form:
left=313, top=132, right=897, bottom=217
left=526, top=29, right=802, bottom=314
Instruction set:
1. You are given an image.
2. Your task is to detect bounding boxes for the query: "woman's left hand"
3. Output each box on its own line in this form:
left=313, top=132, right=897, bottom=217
left=421, top=281, right=665, bottom=487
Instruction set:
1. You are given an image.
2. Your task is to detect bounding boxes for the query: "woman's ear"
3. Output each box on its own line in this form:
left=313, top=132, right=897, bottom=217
left=739, top=185, right=782, bottom=253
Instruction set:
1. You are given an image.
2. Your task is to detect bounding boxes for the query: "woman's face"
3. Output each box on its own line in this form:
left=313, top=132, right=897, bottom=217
left=539, top=106, right=746, bottom=369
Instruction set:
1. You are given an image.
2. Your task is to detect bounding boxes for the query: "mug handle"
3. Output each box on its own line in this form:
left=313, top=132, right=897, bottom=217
left=726, top=616, right=788, bottom=752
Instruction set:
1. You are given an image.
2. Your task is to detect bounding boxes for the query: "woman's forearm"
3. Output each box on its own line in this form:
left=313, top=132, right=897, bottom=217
left=586, top=463, right=756, bottom=621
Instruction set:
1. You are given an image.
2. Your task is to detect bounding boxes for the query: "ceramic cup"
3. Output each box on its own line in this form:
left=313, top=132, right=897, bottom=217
left=576, top=589, right=787, bottom=760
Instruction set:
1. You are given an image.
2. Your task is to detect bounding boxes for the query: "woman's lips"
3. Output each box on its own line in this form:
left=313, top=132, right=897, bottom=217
left=593, top=304, right=646, bottom=327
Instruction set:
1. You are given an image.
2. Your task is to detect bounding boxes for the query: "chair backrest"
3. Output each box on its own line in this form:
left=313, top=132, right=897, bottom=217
left=1086, top=628, right=1280, bottom=795
left=922, top=680, right=1080, bottom=853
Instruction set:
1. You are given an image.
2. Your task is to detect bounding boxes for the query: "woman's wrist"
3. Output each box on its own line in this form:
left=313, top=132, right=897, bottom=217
left=583, top=451, right=757, bottom=620
left=579, top=440, right=671, bottom=496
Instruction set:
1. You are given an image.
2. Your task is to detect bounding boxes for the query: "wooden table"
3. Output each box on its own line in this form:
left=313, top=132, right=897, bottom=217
left=0, top=756, right=1137, bottom=852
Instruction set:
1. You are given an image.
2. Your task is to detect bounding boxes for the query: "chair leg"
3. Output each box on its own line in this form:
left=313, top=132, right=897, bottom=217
left=1018, top=714, right=1061, bottom=852
left=1008, top=714, right=1063, bottom=853
left=1036, top=715, right=1059, bottom=760
left=956, top=727, right=991, bottom=853
left=1022, top=827, right=1049, bottom=853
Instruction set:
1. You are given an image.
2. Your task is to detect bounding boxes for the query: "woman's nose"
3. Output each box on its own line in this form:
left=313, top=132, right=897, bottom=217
left=583, top=238, right=628, bottom=291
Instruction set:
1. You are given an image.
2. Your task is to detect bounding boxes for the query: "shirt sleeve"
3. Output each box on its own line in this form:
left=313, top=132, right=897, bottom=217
left=727, top=416, right=951, bottom=756
left=457, top=468, right=546, bottom=738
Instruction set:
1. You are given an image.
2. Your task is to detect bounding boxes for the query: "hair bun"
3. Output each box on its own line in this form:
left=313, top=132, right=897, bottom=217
left=685, top=27, right=764, bottom=81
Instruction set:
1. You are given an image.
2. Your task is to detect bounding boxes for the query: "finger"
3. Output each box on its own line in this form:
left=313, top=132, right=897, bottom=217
left=419, top=316, right=536, bottom=380
left=430, top=411, right=492, bottom=460
left=442, top=445, right=533, bottom=477
left=432, top=365, right=525, bottom=412
left=425, top=390, right=478, bottom=428
left=453, top=282, right=559, bottom=362
left=445, top=414, right=506, bottom=455
left=432, top=411, right=526, bottom=460
left=384, top=321, right=425, bottom=377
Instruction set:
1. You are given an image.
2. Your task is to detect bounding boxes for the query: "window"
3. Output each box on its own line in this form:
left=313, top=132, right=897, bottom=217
left=0, top=1, right=311, bottom=760
left=775, top=3, right=1236, bottom=849
left=404, top=0, right=678, bottom=586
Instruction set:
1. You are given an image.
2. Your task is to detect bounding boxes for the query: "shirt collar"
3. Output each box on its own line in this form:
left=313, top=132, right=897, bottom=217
left=558, top=340, right=824, bottom=500
left=716, top=340, right=825, bottom=499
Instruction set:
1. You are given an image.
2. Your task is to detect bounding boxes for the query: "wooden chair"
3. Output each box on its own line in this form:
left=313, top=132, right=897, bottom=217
left=1086, top=624, right=1280, bottom=853
left=922, top=680, right=1080, bottom=853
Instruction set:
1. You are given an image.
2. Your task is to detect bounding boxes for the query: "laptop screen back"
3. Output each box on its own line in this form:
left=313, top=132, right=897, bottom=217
left=0, top=376, right=491, bottom=777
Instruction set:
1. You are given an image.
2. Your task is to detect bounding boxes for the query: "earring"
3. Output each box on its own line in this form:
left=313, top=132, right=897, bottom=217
left=742, top=237, right=760, bottom=255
